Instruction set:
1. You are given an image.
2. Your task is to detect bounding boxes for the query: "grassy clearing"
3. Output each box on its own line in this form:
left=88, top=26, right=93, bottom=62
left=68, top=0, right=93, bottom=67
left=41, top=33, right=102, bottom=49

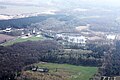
left=2, top=36, right=43, bottom=46
left=33, top=63, right=98, bottom=80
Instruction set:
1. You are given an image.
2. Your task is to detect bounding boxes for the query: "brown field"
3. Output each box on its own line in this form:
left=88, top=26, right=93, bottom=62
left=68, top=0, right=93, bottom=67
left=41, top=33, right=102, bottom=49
left=0, top=34, right=15, bottom=43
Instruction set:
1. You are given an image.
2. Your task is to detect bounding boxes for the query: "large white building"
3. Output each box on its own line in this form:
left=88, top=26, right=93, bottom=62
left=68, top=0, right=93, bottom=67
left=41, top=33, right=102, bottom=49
left=3, top=28, right=12, bottom=32
left=56, top=34, right=87, bottom=44
left=67, top=36, right=87, bottom=44
left=106, top=34, right=116, bottom=40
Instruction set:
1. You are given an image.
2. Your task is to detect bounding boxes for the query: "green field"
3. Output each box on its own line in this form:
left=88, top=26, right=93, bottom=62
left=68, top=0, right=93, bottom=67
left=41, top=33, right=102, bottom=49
left=2, top=36, right=43, bottom=46
left=34, top=63, right=98, bottom=80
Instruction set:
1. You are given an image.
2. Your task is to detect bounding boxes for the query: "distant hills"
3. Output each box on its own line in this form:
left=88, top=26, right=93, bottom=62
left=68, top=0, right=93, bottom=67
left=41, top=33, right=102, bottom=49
left=0, top=10, right=57, bottom=20
left=0, top=9, right=120, bottom=33
left=0, top=14, right=74, bottom=29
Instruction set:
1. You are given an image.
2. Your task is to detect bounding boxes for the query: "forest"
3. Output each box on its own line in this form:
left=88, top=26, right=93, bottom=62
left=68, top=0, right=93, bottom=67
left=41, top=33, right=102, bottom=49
left=0, top=39, right=118, bottom=80
left=99, top=40, right=120, bottom=77
left=0, top=14, right=74, bottom=29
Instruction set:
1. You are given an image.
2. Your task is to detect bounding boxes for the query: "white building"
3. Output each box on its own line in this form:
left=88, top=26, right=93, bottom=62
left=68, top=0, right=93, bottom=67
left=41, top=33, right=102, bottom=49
left=56, top=34, right=87, bottom=44
left=68, top=36, right=87, bottom=44
left=36, top=35, right=41, bottom=37
left=56, top=34, right=63, bottom=38
left=21, top=36, right=28, bottom=39
left=106, top=34, right=116, bottom=40
left=33, top=28, right=36, bottom=34
left=3, top=28, right=12, bottom=32
left=6, top=28, right=12, bottom=31
left=22, top=32, right=24, bottom=35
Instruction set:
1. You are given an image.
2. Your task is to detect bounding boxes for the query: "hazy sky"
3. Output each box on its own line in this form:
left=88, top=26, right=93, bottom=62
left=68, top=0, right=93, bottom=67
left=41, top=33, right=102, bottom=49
left=0, top=0, right=120, bottom=6
left=0, top=0, right=120, bottom=15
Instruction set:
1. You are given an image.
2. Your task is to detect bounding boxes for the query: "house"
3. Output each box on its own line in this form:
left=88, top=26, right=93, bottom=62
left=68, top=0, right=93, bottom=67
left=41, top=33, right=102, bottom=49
left=6, top=28, right=12, bottom=31
left=3, top=28, right=12, bottom=32
left=25, top=33, right=31, bottom=37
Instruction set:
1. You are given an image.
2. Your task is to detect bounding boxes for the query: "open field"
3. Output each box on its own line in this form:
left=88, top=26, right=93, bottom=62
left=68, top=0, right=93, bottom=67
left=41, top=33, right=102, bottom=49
left=0, top=34, right=15, bottom=43
left=1, top=36, right=43, bottom=46
left=22, top=63, right=98, bottom=80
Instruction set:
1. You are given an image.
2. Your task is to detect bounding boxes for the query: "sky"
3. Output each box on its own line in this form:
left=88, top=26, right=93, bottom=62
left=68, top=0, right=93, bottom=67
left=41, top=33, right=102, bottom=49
left=0, top=0, right=120, bottom=6
left=0, top=0, right=120, bottom=15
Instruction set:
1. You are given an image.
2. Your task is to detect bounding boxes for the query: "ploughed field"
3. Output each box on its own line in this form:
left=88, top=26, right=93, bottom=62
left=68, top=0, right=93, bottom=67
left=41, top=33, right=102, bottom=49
left=0, top=34, right=15, bottom=43
left=21, top=63, right=97, bottom=80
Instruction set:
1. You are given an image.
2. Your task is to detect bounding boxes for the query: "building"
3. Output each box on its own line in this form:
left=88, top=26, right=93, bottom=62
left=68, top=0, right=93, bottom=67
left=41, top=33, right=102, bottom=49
left=67, top=36, right=87, bottom=44
left=32, top=28, right=36, bottom=34
left=56, top=33, right=87, bottom=44
left=3, top=28, right=12, bottom=32
left=106, top=34, right=116, bottom=40
left=32, top=67, right=49, bottom=73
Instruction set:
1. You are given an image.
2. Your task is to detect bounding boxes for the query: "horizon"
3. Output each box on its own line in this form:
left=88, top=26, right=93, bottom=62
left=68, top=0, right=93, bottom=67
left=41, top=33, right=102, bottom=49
left=0, top=0, right=120, bottom=15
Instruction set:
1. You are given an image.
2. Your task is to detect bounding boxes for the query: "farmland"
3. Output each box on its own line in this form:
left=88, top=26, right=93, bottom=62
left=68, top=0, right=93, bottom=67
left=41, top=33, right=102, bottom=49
left=1, top=36, right=43, bottom=46
left=0, top=34, right=15, bottom=43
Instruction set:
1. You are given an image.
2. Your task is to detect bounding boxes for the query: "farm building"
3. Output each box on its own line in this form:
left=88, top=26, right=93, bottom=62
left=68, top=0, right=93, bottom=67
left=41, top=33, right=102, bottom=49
left=32, top=67, right=49, bottom=72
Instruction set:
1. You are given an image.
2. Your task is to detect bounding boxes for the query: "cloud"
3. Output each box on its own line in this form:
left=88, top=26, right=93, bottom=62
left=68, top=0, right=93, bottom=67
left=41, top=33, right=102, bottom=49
left=0, top=5, right=6, bottom=9
left=1, top=0, right=120, bottom=8
left=0, top=0, right=120, bottom=12
left=0, top=0, right=66, bottom=11
left=0, top=1, right=39, bottom=7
